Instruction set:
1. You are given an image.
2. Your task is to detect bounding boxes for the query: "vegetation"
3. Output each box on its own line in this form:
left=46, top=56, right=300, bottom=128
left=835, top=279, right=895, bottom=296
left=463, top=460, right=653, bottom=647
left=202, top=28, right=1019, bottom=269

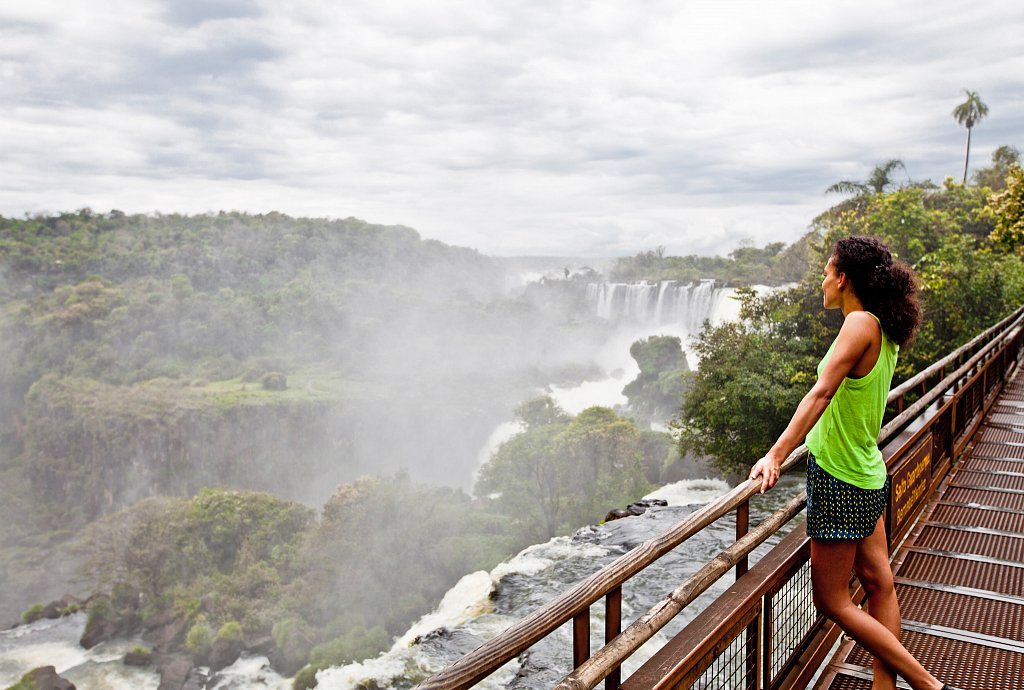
left=825, top=159, right=917, bottom=197
left=972, top=146, right=1020, bottom=191
left=622, top=336, right=691, bottom=424
left=678, top=159, right=1024, bottom=474
left=952, top=90, right=990, bottom=184
left=475, top=398, right=658, bottom=540
left=609, top=240, right=809, bottom=285
left=20, top=603, right=45, bottom=625
left=989, top=165, right=1024, bottom=250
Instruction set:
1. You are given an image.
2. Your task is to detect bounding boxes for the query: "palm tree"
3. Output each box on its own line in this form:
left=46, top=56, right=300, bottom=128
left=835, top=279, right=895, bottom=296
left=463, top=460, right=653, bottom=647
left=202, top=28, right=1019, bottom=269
left=826, top=159, right=908, bottom=196
left=952, top=90, right=989, bottom=184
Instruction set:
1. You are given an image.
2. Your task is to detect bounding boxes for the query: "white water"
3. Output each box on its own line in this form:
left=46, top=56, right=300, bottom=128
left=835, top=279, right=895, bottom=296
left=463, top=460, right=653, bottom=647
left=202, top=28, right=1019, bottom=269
left=0, top=613, right=160, bottom=689
left=586, top=280, right=744, bottom=330
left=314, top=471, right=770, bottom=690
left=316, top=536, right=615, bottom=690
left=643, top=478, right=733, bottom=506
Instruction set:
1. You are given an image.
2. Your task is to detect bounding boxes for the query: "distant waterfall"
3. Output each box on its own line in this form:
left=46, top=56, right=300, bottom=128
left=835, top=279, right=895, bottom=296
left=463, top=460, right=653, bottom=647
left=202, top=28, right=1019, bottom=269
left=585, top=280, right=739, bottom=331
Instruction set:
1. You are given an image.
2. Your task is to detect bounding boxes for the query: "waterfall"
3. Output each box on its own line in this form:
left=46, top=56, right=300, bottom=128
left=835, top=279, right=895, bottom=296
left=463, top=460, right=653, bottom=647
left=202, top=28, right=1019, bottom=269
left=587, top=280, right=740, bottom=331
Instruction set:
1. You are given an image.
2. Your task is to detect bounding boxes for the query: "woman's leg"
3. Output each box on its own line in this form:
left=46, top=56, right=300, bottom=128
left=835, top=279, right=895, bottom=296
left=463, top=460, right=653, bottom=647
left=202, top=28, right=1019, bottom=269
left=811, top=536, right=942, bottom=690
left=853, top=516, right=901, bottom=690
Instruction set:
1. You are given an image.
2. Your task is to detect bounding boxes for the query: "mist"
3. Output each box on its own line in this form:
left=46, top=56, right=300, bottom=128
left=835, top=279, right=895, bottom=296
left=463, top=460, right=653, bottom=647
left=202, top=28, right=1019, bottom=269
left=0, top=211, right=745, bottom=688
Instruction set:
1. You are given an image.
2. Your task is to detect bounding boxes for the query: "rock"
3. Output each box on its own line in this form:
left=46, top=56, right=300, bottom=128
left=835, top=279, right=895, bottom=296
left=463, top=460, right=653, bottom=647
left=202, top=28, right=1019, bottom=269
left=245, top=634, right=275, bottom=656
left=605, top=498, right=669, bottom=523
left=39, top=595, right=84, bottom=620
left=13, top=666, right=76, bottom=690
left=124, top=649, right=153, bottom=666
left=80, top=616, right=120, bottom=649
left=143, top=613, right=189, bottom=651
left=197, top=593, right=217, bottom=614
left=604, top=508, right=632, bottom=522
left=181, top=667, right=209, bottom=690
left=208, top=635, right=243, bottom=671
left=155, top=655, right=193, bottom=690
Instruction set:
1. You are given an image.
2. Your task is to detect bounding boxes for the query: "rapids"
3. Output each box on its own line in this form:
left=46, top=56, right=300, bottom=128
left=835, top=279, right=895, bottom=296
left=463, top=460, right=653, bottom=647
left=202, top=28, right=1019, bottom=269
left=316, top=472, right=805, bottom=689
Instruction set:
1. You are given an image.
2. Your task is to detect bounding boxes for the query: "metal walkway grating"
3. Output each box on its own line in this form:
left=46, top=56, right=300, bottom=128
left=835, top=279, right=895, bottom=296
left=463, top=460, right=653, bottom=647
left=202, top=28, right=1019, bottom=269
left=816, top=375, right=1024, bottom=690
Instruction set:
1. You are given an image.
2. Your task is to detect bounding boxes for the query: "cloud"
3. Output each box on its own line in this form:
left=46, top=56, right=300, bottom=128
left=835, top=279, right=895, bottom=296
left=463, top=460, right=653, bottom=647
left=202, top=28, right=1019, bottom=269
left=1, top=0, right=1022, bottom=256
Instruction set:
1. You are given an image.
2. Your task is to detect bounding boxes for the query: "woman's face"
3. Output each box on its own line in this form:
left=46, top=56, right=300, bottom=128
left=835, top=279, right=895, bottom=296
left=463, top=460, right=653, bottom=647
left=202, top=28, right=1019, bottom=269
left=821, top=257, right=843, bottom=309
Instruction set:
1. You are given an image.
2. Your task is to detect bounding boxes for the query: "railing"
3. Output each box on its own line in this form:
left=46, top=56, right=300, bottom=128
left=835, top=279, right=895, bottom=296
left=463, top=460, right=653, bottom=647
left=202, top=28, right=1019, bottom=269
left=414, top=304, right=1024, bottom=690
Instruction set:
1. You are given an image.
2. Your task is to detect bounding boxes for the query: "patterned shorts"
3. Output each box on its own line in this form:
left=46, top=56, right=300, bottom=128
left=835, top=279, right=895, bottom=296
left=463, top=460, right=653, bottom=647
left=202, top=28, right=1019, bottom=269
left=806, top=453, right=889, bottom=541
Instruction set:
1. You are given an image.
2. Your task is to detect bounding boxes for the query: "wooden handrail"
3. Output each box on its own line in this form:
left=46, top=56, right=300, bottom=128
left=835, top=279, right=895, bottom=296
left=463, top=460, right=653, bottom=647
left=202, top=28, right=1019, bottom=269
left=551, top=308, right=1024, bottom=690
left=413, top=448, right=808, bottom=690
left=413, top=305, right=1024, bottom=690
left=554, top=492, right=808, bottom=690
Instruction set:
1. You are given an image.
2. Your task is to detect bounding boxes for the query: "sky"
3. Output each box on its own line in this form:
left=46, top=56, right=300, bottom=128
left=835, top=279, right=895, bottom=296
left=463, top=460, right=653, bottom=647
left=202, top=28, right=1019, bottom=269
left=1, top=1, right=1022, bottom=258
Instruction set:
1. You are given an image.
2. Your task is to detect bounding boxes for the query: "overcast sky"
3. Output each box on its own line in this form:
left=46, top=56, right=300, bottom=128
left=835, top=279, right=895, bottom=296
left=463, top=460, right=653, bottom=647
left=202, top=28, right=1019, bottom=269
left=1, top=1, right=1022, bottom=257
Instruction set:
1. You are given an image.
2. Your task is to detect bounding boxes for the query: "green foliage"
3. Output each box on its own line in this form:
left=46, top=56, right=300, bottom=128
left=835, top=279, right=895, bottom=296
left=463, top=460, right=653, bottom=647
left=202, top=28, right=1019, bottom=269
left=609, top=240, right=802, bottom=285
left=307, top=476, right=516, bottom=637
left=972, top=146, right=1020, bottom=191
left=186, top=616, right=213, bottom=652
left=292, top=664, right=322, bottom=690
left=78, top=489, right=314, bottom=653
left=21, top=603, right=45, bottom=625
left=682, top=176, right=1024, bottom=474
left=84, top=595, right=112, bottom=641
left=307, top=625, right=391, bottom=668
left=476, top=404, right=654, bottom=539
left=6, top=667, right=50, bottom=690
left=286, top=623, right=393, bottom=689
left=216, top=621, right=244, bottom=643
left=989, top=166, right=1024, bottom=250
left=514, top=396, right=570, bottom=428
left=622, top=336, right=690, bottom=423
left=914, top=233, right=1024, bottom=366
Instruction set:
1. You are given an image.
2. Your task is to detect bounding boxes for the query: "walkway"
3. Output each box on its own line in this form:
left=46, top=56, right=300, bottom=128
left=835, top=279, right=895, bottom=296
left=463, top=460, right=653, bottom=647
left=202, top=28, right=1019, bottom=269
left=814, top=374, right=1024, bottom=690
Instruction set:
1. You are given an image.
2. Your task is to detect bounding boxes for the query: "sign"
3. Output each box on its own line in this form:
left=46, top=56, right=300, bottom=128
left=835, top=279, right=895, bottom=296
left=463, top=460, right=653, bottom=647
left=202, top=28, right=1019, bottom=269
left=888, top=434, right=933, bottom=543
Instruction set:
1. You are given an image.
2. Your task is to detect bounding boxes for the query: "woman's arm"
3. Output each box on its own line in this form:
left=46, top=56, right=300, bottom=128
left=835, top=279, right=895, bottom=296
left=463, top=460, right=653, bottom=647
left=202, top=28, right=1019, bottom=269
left=749, top=311, right=878, bottom=493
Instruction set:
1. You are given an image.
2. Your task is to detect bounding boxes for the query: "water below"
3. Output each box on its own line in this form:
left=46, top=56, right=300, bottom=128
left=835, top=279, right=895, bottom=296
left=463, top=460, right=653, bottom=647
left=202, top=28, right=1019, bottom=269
left=0, top=473, right=806, bottom=690
left=317, top=472, right=806, bottom=690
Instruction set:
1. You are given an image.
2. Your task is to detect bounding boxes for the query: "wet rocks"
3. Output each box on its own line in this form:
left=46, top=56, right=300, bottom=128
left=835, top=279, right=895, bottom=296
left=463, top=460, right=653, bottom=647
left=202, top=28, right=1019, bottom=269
left=154, top=655, right=193, bottom=690
left=603, top=498, right=668, bottom=522
left=10, top=666, right=76, bottom=690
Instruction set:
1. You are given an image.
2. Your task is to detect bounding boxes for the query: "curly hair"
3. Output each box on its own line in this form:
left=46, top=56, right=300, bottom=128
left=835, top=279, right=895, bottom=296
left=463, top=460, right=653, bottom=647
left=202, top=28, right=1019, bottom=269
left=830, top=236, right=922, bottom=347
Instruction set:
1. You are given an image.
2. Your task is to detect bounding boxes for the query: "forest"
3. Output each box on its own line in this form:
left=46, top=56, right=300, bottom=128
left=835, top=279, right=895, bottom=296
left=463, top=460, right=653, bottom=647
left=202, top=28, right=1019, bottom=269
left=0, top=147, right=1022, bottom=688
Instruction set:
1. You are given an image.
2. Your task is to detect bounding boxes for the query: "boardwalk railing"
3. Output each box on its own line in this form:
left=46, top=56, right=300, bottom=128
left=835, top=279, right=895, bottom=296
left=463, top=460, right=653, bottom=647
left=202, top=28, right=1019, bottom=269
left=415, top=304, right=1024, bottom=690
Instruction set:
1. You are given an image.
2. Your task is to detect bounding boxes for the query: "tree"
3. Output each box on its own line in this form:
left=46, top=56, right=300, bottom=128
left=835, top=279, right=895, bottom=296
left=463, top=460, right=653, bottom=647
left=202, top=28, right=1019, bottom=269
left=972, top=145, right=1021, bottom=191
left=989, top=165, right=1024, bottom=251
left=622, top=336, right=690, bottom=423
left=952, top=90, right=989, bottom=185
left=826, top=159, right=909, bottom=197
left=513, top=395, right=570, bottom=428
left=475, top=406, right=652, bottom=540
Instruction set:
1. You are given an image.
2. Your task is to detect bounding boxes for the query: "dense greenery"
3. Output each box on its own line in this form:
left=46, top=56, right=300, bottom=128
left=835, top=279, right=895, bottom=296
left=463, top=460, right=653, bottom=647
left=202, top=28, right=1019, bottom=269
left=76, top=482, right=521, bottom=682
left=622, top=336, right=691, bottom=424
left=609, top=239, right=810, bottom=286
left=678, top=160, right=1024, bottom=473
left=474, top=398, right=663, bottom=540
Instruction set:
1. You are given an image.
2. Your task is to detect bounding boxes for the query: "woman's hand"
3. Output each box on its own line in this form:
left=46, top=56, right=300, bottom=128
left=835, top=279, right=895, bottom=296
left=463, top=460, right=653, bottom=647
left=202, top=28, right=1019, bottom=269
left=749, top=454, right=783, bottom=494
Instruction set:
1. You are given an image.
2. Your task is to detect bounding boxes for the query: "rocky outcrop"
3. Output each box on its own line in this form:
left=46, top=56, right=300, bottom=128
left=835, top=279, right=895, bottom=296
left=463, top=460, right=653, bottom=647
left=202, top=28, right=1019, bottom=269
left=604, top=498, right=668, bottom=522
left=153, top=655, right=193, bottom=690
left=10, top=666, right=76, bottom=690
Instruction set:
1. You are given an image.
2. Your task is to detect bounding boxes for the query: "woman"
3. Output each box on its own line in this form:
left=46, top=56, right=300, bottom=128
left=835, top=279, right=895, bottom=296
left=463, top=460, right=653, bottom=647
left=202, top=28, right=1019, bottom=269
left=749, top=236, right=958, bottom=690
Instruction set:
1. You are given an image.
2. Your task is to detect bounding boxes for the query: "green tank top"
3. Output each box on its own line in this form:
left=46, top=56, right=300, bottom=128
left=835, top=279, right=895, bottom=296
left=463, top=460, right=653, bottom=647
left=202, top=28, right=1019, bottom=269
left=805, top=312, right=898, bottom=490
